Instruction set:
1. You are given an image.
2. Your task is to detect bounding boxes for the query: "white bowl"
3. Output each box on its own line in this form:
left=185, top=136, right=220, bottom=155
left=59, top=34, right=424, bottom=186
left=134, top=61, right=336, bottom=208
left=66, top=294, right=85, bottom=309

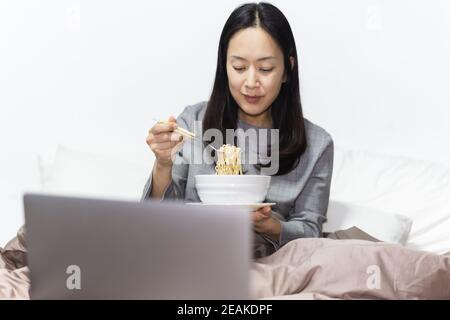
left=195, top=175, right=271, bottom=204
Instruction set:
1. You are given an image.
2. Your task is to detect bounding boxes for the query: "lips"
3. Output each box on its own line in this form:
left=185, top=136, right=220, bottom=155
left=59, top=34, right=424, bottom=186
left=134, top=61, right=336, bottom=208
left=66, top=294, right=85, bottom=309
left=244, top=94, right=262, bottom=104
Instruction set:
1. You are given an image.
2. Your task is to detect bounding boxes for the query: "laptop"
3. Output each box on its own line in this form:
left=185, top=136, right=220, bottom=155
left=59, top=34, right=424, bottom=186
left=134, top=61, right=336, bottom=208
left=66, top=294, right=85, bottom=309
left=23, top=193, right=251, bottom=299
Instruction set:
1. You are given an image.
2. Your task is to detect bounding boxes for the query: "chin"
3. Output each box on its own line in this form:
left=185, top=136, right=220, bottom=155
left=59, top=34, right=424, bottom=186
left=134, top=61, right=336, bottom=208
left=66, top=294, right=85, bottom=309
left=239, top=102, right=268, bottom=115
left=239, top=106, right=261, bottom=116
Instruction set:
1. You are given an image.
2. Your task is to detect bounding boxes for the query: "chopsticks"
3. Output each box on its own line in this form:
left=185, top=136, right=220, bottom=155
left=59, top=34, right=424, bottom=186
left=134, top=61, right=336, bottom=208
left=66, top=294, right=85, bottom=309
left=152, top=118, right=219, bottom=152
left=153, top=118, right=196, bottom=139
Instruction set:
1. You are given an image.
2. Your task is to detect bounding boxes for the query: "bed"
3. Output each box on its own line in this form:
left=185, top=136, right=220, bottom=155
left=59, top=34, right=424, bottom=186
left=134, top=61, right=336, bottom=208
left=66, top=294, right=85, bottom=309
left=1, top=144, right=450, bottom=299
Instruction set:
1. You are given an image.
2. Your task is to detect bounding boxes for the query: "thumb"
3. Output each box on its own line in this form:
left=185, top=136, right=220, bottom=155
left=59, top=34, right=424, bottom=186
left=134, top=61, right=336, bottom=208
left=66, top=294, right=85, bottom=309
left=261, top=206, right=272, bottom=217
left=167, top=116, right=177, bottom=123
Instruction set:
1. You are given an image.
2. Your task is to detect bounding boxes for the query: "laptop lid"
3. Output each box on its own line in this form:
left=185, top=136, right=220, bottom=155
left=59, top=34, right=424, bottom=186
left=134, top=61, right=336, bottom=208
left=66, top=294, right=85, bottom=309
left=23, top=193, right=251, bottom=299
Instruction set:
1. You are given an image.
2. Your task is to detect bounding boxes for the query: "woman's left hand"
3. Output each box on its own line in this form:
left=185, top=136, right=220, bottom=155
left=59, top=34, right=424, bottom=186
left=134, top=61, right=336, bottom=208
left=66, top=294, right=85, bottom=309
left=251, top=206, right=281, bottom=241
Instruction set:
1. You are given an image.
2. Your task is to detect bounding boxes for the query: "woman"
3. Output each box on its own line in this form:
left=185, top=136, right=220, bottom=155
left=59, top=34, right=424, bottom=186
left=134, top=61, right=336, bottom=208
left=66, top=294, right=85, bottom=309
left=142, top=2, right=333, bottom=257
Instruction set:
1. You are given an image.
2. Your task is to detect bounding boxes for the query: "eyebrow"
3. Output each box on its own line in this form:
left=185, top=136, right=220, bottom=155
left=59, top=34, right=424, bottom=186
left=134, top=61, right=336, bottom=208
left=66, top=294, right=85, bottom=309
left=230, top=55, right=277, bottom=62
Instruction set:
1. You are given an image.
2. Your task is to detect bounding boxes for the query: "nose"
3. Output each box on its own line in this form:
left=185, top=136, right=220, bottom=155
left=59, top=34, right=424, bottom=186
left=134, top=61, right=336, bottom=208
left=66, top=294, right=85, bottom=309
left=244, top=67, right=259, bottom=89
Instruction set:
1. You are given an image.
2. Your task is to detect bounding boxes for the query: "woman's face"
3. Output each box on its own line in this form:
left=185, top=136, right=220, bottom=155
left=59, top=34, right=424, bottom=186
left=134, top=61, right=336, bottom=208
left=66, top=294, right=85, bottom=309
left=226, top=27, right=288, bottom=126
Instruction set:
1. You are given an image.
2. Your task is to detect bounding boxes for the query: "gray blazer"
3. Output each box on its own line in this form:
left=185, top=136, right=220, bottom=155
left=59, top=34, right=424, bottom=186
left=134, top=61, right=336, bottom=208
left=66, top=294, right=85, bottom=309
left=141, top=101, right=334, bottom=249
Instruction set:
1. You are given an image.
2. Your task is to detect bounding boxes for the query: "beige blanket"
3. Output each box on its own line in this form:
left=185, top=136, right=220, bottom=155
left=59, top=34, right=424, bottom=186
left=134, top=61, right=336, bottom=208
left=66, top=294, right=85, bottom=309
left=1, top=226, right=449, bottom=299
left=251, top=238, right=450, bottom=299
left=0, top=226, right=29, bottom=299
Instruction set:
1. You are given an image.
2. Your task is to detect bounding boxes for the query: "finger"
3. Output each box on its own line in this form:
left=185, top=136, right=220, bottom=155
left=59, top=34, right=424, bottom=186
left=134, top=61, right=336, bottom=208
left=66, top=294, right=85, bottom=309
left=152, top=122, right=178, bottom=134
left=153, top=140, right=180, bottom=150
left=146, top=134, right=154, bottom=145
left=152, top=133, right=170, bottom=143
left=251, top=211, right=258, bottom=222
left=261, top=206, right=272, bottom=217
left=153, top=132, right=183, bottom=143
left=251, top=211, right=267, bottom=223
left=252, top=206, right=270, bottom=215
left=170, top=132, right=183, bottom=142
left=157, top=139, right=185, bottom=155
left=251, top=208, right=263, bottom=215
left=167, top=116, right=177, bottom=123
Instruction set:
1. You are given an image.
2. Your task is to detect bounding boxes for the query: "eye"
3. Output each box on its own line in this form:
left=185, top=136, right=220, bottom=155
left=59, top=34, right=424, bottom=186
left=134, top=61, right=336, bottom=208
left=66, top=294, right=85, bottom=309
left=260, top=68, right=274, bottom=73
left=233, top=66, right=246, bottom=72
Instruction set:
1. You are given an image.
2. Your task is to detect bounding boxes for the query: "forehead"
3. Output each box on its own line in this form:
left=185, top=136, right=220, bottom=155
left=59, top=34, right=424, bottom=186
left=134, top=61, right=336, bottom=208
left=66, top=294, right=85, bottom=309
left=227, top=27, right=282, bottom=61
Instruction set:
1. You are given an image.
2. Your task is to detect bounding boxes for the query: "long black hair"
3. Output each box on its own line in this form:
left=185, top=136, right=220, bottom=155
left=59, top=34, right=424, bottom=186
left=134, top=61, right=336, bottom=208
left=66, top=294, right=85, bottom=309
left=203, top=2, right=307, bottom=176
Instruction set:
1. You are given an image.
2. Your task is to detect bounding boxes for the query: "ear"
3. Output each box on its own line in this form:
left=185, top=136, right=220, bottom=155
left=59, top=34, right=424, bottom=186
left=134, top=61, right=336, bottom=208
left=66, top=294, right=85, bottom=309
left=283, top=56, right=295, bottom=83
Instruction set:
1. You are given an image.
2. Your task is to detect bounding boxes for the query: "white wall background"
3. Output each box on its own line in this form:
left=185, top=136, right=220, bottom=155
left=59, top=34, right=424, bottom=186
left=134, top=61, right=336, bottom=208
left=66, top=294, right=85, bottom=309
left=1, top=0, right=449, bottom=245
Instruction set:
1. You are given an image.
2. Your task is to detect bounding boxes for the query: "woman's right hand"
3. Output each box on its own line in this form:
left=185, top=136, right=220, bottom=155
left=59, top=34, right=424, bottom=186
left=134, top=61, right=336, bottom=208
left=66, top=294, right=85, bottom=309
left=146, top=116, right=184, bottom=168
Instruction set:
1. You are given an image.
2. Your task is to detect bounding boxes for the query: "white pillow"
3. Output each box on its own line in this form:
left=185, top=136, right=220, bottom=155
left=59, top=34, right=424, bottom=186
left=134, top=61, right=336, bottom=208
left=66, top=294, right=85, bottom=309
left=40, top=145, right=153, bottom=201
left=323, top=200, right=413, bottom=245
left=331, top=146, right=450, bottom=254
